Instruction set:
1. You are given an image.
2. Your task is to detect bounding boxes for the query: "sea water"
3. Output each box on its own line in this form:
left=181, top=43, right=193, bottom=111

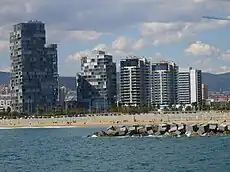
left=0, top=127, right=230, bottom=172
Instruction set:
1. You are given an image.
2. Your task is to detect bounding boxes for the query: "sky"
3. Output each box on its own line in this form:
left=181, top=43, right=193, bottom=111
left=1, top=0, right=230, bottom=76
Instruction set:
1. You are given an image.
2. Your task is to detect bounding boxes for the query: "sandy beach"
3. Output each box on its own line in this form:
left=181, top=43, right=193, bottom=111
left=0, top=111, right=230, bottom=128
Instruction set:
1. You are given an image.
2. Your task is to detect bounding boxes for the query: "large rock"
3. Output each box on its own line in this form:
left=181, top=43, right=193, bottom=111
left=107, top=128, right=118, bottom=136
left=127, top=126, right=136, bottom=136
left=218, top=124, right=227, bottom=132
left=227, top=125, right=230, bottom=131
left=198, top=124, right=209, bottom=134
left=145, top=124, right=153, bottom=131
left=186, top=124, right=199, bottom=132
left=158, top=123, right=170, bottom=134
left=152, top=124, right=159, bottom=133
left=147, top=129, right=154, bottom=135
left=178, top=123, right=186, bottom=134
left=169, top=123, right=178, bottom=133
left=208, top=123, right=218, bottom=133
left=117, top=126, right=128, bottom=136
left=98, top=131, right=108, bottom=137
left=137, top=126, right=148, bottom=136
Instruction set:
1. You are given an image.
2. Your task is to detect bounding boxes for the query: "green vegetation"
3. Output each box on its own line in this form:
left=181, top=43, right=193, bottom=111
left=0, top=101, right=230, bottom=118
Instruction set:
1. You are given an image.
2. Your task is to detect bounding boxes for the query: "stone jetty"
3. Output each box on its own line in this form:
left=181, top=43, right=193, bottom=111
left=88, top=123, right=230, bottom=137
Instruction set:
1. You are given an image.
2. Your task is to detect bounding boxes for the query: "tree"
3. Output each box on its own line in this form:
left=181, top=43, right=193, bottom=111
left=191, top=102, right=198, bottom=111
left=178, top=105, right=183, bottom=111
left=6, top=107, right=11, bottom=114
left=36, top=104, right=40, bottom=116
left=185, top=106, right=192, bottom=111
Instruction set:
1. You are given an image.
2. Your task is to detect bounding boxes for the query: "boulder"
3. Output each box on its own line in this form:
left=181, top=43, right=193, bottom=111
left=218, top=124, right=227, bottom=132
left=117, top=126, right=128, bottom=136
left=147, top=129, right=154, bottom=135
left=152, top=124, right=159, bottom=132
left=158, top=123, right=170, bottom=134
left=208, top=124, right=218, bottom=133
left=169, top=123, right=178, bottom=133
left=98, top=130, right=108, bottom=137
left=169, top=130, right=181, bottom=137
left=137, top=126, right=147, bottom=135
left=178, top=124, right=186, bottom=134
left=186, top=124, right=199, bottom=132
left=227, top=125, right=230, bottom=131
left=107, top=129, right=118, bottom=136
left=198, top=124, right=209, bottom=134
left=107, top=126, right=116, bottom=131
left=127, top=126, right=136, bottom=136
left=145, top=124, right=153, bottom=131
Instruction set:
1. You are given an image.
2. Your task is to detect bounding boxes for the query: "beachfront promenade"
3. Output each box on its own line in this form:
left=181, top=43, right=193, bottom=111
left=0, top=111, right=230, bottom=128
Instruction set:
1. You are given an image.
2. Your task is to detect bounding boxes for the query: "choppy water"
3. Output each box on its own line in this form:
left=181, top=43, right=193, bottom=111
left=0, top=127, right=230, bottom=172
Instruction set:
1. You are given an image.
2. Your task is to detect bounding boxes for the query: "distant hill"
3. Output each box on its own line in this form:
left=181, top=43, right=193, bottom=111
left=59, top=76, right=76, bottom=90
left=202, top=72, right=230, bottom=91
left=1, top=71, right=230, bottom=91
left=0, top=72, right=10, bottom=84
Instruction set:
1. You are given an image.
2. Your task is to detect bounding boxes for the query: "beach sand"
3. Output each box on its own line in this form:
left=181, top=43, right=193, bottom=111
left=0, top=111, right=230, bottom=128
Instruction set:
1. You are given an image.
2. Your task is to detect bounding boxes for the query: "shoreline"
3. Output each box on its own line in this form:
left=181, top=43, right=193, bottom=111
left=0, top=120, right=229, bottom=129
left=0, top=112, right=230, bottom=129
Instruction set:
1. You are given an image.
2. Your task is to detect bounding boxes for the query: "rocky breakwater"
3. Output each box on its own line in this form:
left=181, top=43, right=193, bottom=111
left=88, top=123, right=230, bottom=137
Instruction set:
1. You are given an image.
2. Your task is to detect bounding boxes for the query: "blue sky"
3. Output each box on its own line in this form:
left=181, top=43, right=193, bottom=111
left=0, top=0, right=230, bottom=76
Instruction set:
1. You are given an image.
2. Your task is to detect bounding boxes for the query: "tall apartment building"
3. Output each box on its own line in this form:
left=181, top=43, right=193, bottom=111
left=152, top=61, right=178, bottom=106
left=10, top=21, right=58, bottom=113
left=76, top=50, right=116, bottom=110
left=178, top=68, right=191, bottom=104
left=178, top=67, right=202, bottom=105
left=120, top=57, right=151, bottom=107
left=190, top=69, right=202, bottom=105
left=58, top=86, right=67, bottom=108
left=202, top=84, right=208, bottom=101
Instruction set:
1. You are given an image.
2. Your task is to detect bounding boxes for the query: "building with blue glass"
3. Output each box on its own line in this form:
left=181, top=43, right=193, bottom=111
left=152, top=61, right=178, bottom=106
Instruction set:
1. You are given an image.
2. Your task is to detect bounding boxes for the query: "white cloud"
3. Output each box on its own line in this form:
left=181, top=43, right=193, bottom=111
left=67, top=50, right=90, bottom=61
left=66, top=30, right=102, bottom=41
left=185, top=41, right=220, bottom=56
left=132, top=38, right=146, bottom=50
left=0, top=66, right=10, bottom=72
left=0, top=40, right=9, bottom=52
left=67, top=40, right=135, bottom=62
left=111, top=36, right=133, bottom=51
left=137, top=20, right=230, bottom=47
left=221, top=50, right=230, bottom=61
left=93, top=44, right=108, bottom=51
left=185, top=41, right=230, bottom=62
left=47, top=30, right=103, bottom=43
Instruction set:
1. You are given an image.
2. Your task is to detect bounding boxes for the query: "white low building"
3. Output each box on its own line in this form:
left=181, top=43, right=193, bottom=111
left=0, top=94, right=11, bottom=112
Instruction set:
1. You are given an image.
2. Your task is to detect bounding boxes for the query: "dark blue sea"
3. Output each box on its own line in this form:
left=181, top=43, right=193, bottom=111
left=0, top=127, right=230, bottom=172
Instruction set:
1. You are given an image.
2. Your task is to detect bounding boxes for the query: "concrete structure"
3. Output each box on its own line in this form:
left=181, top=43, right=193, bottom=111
left=0, top=85, right=11, bottom=112
left=10, top=21, right=58, bottom=113
left=76, top=50, right=116, bottom=110
left=120, top=57, right=151, bottom=107
left=58, top=86, right=67, bottom=108
left=152, top=61, right=178, bottom=106
left=202, top=84, right=208, bottom=101
left=65, top=90, right=78, bottom=109
left=178, top=67, right=202, bottom=106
